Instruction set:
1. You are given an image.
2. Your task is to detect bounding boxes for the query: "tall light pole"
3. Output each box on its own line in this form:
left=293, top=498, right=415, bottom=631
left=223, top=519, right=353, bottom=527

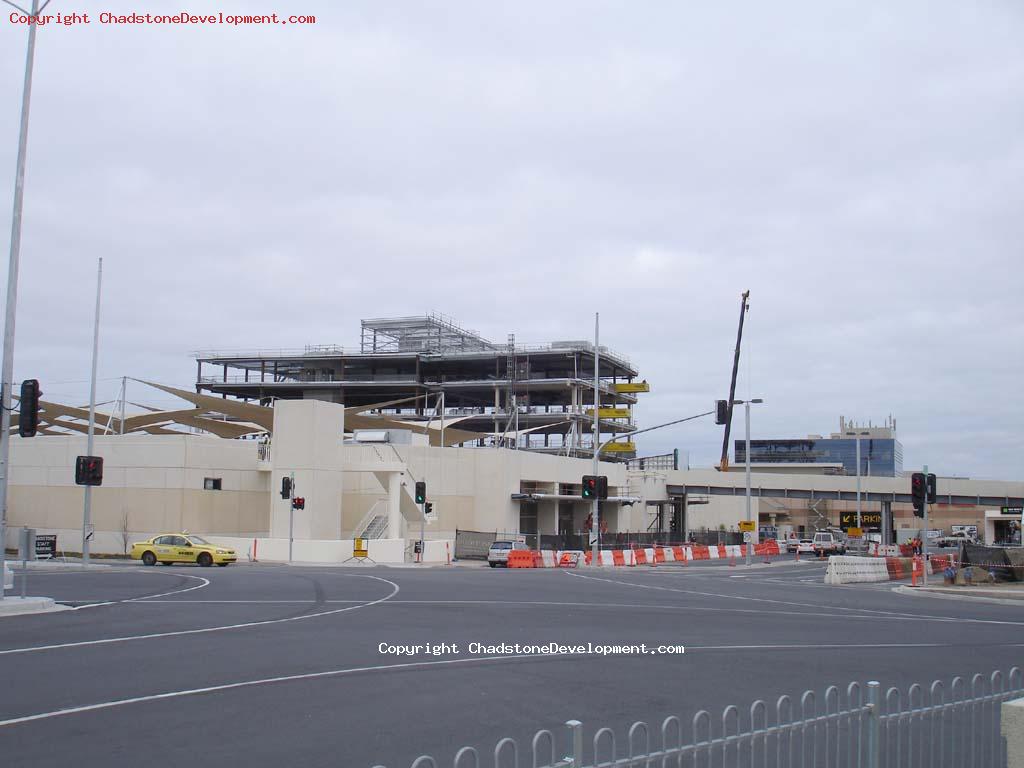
left=590, top=313, right=600, bottom=567
left=854, top=430, right=869, bottom=531
left=0, top=0, right=45, bottom=600
left=81, top=258, right=103, bottom=565
left=734, top=398, right=764, bottom=566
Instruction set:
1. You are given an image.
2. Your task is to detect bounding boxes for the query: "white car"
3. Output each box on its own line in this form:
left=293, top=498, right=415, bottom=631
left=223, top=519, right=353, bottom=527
left=795, top=539, right=815, bottom=554
left=487, top=540, right=529, bottom=567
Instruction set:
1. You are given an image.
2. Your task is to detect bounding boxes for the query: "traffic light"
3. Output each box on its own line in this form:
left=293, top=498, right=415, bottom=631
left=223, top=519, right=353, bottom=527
left=926, top=473, right=937, bottom=504
left=291, top=497, right=305, bottom=510
left=75, top=455, right=103, bottom=486
left=280, top=476, right=292, bottom=499
left=414, top=481, right=426, bottom=504
left=596, top=475, right=609, bottom=500
left=911, top=472, right=925, bottom=517
left=715, top=399, right=728, bottom=425
left=18, top=379, right=41, bottom=437
left=581, top=475, right=597, bottom=499
left=670, top=516, right=679, bottom=533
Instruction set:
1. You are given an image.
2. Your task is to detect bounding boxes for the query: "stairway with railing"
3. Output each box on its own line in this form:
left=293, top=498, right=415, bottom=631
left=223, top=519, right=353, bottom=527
left=350, top=499, right=389, bottom=539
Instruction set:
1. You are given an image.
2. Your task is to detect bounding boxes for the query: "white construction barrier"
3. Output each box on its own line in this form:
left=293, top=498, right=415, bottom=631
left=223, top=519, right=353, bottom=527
left=824, top=556, right=891, bottom=585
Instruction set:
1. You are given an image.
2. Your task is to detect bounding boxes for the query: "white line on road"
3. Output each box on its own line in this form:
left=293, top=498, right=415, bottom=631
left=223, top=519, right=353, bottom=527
left=563, top=570, right=1024, bottom=627
left=72, top=572, right=211, bottom=610
left=105, top=597, right=1024, bottom=627
left=2, top=641, right=1021, bottom=729
left=0, top=574, right=399, bottom=657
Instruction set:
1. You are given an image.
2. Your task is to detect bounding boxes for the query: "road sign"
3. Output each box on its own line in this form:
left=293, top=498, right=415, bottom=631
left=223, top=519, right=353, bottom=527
left=353, top=538, right=368, bottom=558
left=738, top=520, right=756, bottom=532
left=743, top=531, right=754, bottom=543
left=35, top=534, right=56, bottom=559
left=847, top=527, right=864, bottom=538
left=839, top=512, right=882, bottom=532
left=1000, top=506, right=1023, bottom=515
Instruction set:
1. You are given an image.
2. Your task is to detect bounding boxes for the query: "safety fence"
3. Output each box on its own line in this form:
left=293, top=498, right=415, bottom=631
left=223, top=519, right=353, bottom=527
left=504, top=542, right=783, bottom=569
left=372, top=667, right=1022, bottom=768
left=454, top=531, right=750, bottom=560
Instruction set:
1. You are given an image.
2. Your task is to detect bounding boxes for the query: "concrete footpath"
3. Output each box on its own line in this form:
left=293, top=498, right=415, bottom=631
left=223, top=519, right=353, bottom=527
left=895, top=582, right=1024, bottom=606
left=0, top=595, right=70, bottom=617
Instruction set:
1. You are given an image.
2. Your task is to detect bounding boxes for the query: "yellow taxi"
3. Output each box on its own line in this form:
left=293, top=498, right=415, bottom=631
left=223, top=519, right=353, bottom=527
left=130, top=533, right=237, bottom=567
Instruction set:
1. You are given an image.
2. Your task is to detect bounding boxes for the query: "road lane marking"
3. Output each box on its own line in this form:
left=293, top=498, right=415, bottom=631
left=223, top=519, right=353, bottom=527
left=563, top=570, right=1024, bottom=627
left=0, top=574, right=399, bottom=657
left=2, top=641, right=1022, bottom=728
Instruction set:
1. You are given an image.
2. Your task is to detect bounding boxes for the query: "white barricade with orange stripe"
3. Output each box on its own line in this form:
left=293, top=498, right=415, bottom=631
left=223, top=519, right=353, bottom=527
left=824, top=554, right=955, bottom=584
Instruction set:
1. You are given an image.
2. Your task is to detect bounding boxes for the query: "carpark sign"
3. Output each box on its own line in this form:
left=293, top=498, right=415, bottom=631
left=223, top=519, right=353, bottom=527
left=35, top=534, right=57, bottom=559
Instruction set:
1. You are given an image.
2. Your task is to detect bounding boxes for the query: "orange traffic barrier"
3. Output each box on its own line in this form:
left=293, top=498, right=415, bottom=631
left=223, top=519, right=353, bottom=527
left=507, top=550, right=536, bottom=568
left=612, top=550, right=625, bottom=567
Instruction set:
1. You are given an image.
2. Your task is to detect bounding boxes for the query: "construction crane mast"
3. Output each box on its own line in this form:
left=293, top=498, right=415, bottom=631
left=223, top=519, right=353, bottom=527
left=718, top=290, right=750, bottom=472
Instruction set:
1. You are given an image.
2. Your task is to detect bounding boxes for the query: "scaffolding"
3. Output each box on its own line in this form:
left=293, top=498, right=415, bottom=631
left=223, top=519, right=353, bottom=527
left=197, top=313, right=646, bottom=460
left=360, top=313, right=498, bottom=354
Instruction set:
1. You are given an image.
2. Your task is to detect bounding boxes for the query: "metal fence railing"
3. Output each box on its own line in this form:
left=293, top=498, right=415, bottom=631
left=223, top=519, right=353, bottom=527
left=371, top=667, right=1022, bottom=768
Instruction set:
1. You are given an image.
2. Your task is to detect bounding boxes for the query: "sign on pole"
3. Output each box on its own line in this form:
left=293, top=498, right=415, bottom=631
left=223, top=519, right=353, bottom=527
left=738, top=520, right=756, bottom=533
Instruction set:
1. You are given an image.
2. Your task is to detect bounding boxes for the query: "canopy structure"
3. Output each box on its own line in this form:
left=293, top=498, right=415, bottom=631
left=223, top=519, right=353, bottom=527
left=10, top=380, right=482, bottom=447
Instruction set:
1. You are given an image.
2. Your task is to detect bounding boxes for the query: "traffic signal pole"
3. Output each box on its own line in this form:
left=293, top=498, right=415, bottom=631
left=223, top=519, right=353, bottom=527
left=922, top=463, right=928, bottom=587
left=0, top=0, right=41, bottom=599
left=82, top=257, right=102, bottom=566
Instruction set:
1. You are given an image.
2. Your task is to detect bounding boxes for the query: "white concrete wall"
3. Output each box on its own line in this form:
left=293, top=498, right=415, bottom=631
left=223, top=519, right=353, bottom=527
left=270, top=400, right=344, bottom=540
left=6, top=433, right=269, bottom=554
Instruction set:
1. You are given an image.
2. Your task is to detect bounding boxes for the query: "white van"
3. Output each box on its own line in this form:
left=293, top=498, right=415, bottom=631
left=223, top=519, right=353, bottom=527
left=812, top=531, right=846, bottom=556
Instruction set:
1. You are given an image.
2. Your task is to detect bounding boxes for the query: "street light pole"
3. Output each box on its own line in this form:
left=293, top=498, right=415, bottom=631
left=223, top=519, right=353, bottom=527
left=590, top=313, right=599, bottom=567
left=738, top=399, right=764, bottom=565
left=856, top=434, right=861, bottom=530
left=81, top=258, right=102, bottom=565
left=745, top=401, right=752, bottom=566
left=0, top=0, right=43, bottom=601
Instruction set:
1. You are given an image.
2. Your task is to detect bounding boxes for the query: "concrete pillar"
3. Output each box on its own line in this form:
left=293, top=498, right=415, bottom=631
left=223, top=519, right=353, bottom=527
left=540, top=500, right=559, bottom=535
left=387, top=471, right=402, bottom=539
left=1002, top=697, right=1024, bottom=768
left=270, top=400, right=344, bottom=540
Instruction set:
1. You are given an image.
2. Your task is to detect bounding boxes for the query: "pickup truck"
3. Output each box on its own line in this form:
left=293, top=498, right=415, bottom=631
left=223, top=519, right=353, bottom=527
left=935, top=531, right=977, bottom=548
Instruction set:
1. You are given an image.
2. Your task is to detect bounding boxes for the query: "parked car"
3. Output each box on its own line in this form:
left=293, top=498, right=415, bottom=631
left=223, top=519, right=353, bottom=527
left=935, top=531, right=977, bottom=548
left=130, top=533, right=237, bottom=567
left=487, top=540, right=530, bottom=567
left=812, top=531, right=846, bottom=556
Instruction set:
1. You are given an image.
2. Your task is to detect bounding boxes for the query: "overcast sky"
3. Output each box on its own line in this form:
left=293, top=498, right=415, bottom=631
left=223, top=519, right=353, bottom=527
left=1, top=1, right=1022, bottom=478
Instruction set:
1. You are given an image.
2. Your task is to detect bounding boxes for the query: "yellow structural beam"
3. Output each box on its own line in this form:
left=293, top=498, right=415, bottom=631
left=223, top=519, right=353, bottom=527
left=585, top=407, right=631, bottom=419
left=601, top=441, right=636, bottom=453
left=613, top=381, right=650, bottom=393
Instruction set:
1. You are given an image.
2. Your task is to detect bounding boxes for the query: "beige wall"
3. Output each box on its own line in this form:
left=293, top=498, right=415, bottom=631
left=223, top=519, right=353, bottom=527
left=7, top=433, right=270, bottom=552
left=9, top=429, right=1020, bottom=555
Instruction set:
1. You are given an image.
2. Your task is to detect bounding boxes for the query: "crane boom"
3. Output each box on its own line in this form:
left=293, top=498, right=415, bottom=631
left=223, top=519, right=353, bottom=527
left=719, top=290, right=750, bottom=472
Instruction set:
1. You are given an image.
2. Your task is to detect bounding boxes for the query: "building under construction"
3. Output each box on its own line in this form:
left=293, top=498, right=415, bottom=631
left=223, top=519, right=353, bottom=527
left=194, top=313, right=648, bottom=458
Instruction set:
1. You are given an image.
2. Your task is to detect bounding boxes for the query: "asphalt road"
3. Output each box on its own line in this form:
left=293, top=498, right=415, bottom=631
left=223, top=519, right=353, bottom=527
left=0, top=558, right=1021, bottom=767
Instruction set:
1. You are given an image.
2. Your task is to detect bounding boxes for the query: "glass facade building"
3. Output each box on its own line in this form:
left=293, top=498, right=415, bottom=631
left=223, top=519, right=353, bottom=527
left=734, top=437, right=903, bottom=477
